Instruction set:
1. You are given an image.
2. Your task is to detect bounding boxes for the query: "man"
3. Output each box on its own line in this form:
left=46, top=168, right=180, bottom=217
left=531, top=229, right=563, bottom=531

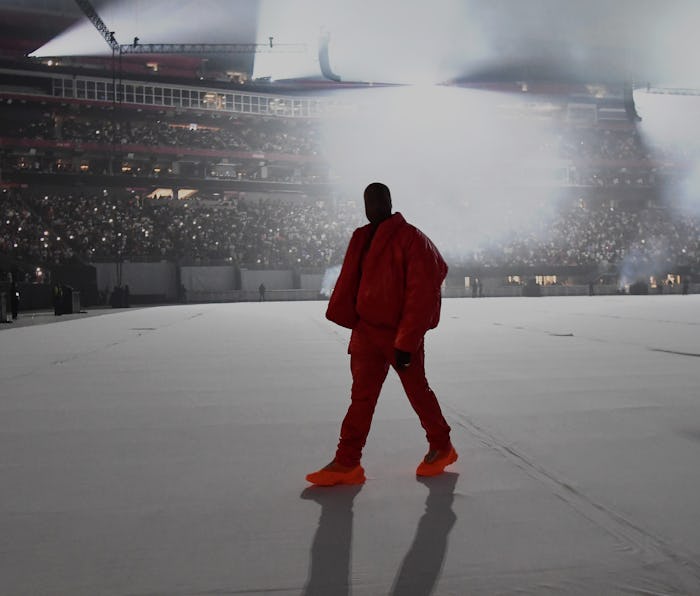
left=10, top=278, right=19, bottom=320
left=306, top=182, right=456, bottom=486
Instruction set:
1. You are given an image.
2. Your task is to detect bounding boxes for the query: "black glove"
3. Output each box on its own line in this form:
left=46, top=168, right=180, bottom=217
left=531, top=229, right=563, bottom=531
left=395, top=348, right=411, bottom=369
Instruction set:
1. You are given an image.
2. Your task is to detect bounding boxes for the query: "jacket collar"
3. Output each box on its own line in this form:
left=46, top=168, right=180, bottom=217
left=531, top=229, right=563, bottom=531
left=364, top=212, right=405, bottom=260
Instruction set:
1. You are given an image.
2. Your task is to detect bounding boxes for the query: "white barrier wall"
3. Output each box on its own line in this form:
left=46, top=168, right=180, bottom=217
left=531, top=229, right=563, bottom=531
left=187, top=289, right=321, bottom=302
left=300, top=273, right=323, bottom=291
left=92, top=262, right=178, bottom=299
left=240, top=269, right=294, bottom=291
left=91, top=263, right=697, bottom=304
left=180, top=266, right=236, bottom=292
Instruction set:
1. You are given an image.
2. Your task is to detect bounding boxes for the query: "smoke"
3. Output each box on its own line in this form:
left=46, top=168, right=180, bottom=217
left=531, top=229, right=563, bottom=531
left=253, top=0, right=700, bottom=86
left=254, top=0, right=490, bottom=82
left=320, top=264, right=341, bottom=297
left=321, top=84, right=566, bottom=261
left=617, top=236, right=672, bottom=290
left=634, top=90, right=700, bottom=216
left=29, top=1, right=700, bottom=87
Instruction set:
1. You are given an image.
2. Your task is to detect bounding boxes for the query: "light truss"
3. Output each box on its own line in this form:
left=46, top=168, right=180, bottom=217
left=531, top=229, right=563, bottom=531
left=74, top=0, right=305, bottom=57
left=119, top=42, right=306, bottom=55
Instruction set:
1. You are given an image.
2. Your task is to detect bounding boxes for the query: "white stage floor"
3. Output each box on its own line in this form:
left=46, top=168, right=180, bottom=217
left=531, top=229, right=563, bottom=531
left=2, top=296, right=700, bottom=595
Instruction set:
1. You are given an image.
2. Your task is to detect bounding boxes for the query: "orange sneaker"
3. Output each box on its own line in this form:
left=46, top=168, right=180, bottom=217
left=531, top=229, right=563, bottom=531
left=416, top=445, right=458, bottom=477
left=306, top=461, right=366, bottom=486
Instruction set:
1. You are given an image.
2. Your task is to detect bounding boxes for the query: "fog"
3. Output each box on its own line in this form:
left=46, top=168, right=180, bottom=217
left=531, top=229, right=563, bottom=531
left=254, top=0, right=700, bottom=86
left=254, top=0, right=488, bottom=84
left=634, top=90, right=700, bottom=216
left=27, top=0, right=700, bottom=88
left=320, top=84, right=566, bottom=261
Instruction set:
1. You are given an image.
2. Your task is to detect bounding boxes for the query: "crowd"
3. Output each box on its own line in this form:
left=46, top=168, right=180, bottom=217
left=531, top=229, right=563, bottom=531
left=1, top=152, right=327, bottom=184
left=558, top=126, right=650, bottom=162
left=3, top=187, right=700, bottom=274
left=2, top=97, right=690, bottom=191
left=567, top=166, right=657, bottom=187
left=0, top=189, right=362, bottom=268
left=449, top=199, right=700, bottom=270
left=0, top=99, right=327, bottom=183
left=161, top=195, right=361, bottom=266
left=3, top=96, right=700, bottom=276
left=0, top=100, right=323, bottom=156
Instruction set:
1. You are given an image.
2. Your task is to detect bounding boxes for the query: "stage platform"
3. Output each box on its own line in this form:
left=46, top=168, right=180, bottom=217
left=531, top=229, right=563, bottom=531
left=2, top=296, right=700, bottom=595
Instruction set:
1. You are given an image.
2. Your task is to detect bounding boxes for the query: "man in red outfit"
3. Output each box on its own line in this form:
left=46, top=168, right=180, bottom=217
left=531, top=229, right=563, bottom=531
left=306, top=182, right=456, bottom=486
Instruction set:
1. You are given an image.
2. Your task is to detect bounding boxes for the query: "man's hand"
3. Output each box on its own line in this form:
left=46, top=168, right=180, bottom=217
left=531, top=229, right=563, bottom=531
left=395, top=348, right=411, bottom=369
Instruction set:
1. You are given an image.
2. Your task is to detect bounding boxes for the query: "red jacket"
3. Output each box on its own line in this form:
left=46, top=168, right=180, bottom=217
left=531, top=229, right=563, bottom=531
left=326, top=212, right=448, bottom=353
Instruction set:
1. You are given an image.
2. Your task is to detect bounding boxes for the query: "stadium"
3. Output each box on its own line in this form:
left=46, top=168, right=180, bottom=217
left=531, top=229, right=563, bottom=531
left=1, top=1, right=700, bottom=594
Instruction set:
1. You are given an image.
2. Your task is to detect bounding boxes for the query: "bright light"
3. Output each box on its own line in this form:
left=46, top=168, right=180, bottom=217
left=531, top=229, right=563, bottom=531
left=26, top=1, right=700, bottom=87
left=320, top=84, right=566, bottom=260
left=31, top=0, right=255, bottom=57
left=30, top=18, right=111, bottom=57
left=254, top=0, right=487, bottom=83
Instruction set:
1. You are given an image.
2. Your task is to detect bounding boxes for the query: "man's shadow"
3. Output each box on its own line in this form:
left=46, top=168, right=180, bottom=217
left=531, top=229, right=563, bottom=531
left=300, top=484, right=363, bottom=596
left=390, top=472, right=459, bottom=595
left=300, top=472, right=459, bottom=596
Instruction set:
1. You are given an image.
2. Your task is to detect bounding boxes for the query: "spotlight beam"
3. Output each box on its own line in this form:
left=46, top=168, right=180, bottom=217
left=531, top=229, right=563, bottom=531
left=74, top=0, right=119, bottom=51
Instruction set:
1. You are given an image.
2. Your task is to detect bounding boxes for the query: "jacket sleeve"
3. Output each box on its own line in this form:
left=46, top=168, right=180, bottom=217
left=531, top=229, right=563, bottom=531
left=325, top=229, right=364, bottom=329
left=393, top=232, right=448, bottom=353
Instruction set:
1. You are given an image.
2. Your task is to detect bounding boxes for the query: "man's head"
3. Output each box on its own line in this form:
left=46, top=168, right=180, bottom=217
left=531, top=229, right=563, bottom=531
left=364, top=182, right=392, bottom=225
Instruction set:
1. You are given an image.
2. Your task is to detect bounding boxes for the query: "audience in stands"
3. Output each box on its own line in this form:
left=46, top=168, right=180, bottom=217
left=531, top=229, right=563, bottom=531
left=2, top=97, right=700, bottom=277
left=1, top=189, right=363, bottom=268
left=2, top=188, right=699, bottom=272
left=0, top=101, right=322, bottom=156
left=1, top=98, right=690, bottom=189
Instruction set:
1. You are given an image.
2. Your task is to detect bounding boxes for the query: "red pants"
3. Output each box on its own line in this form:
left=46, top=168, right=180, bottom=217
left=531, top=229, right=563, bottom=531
left=335, top=325, right=451, bottom=467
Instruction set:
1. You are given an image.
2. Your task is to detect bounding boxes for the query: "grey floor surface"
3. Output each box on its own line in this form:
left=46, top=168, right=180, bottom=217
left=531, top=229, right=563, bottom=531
left=1, top=296, right=700, bottom=595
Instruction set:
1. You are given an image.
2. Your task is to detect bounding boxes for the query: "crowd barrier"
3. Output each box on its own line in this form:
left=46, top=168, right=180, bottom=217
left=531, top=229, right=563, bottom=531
left=187, top=289, right=323, bottom=303
left=185, top=284, right=697, bottom=304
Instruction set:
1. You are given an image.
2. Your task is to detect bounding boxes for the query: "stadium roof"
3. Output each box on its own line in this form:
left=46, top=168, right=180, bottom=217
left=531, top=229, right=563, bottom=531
left=1, top=0, right=699, bottom=89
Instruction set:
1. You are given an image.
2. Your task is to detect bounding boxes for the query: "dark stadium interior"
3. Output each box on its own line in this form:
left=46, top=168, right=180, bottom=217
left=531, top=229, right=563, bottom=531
left=1, top=0, right=699, bottom=308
